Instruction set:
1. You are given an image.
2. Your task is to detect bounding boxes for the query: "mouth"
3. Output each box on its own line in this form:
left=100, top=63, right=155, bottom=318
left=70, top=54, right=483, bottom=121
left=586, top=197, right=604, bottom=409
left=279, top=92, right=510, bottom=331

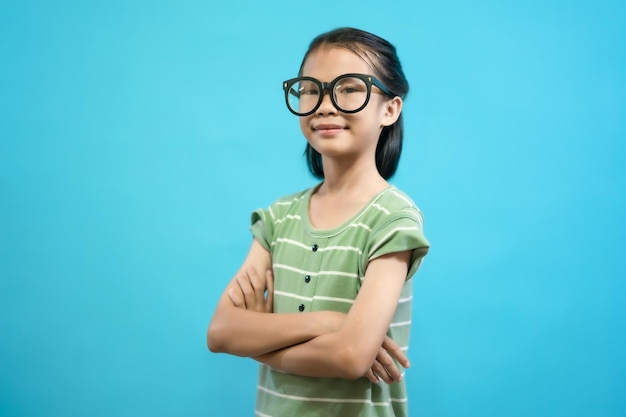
left=313, top=124, right=347, bottom=136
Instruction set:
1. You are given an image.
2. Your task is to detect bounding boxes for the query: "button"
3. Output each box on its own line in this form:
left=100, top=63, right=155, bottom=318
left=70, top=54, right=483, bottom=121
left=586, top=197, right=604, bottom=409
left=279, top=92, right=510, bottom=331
left=312, top=244, right=318, bottom=252
left=298, top=304, right=305, bottom=312
left=304, top=275, right=311, bottom=283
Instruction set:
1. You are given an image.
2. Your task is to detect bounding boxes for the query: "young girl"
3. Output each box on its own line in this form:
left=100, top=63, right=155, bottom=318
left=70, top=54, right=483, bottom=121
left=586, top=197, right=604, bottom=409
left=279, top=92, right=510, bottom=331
left=207, top=27, right=430, bottom=417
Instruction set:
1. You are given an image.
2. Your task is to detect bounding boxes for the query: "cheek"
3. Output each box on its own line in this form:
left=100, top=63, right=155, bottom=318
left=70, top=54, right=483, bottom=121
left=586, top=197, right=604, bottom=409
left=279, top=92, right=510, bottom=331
left=299, top=117, right=310, bottom=135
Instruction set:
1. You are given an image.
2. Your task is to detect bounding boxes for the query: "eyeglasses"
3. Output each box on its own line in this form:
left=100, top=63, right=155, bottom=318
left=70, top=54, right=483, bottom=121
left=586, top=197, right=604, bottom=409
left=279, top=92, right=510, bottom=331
left=282, top=73, right=393, bottom=116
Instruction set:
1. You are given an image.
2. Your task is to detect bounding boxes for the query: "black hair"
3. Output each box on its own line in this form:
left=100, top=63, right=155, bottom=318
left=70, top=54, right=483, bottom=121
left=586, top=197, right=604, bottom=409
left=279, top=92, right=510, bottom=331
left=299, top=27, right=410, bottom=180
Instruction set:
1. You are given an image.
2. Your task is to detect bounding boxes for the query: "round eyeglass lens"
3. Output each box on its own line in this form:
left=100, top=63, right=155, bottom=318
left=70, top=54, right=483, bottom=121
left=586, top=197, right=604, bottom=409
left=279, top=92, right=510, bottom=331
left=333, top=76, right=369, bottom=112
left=287, top=79, right=320, bottom=115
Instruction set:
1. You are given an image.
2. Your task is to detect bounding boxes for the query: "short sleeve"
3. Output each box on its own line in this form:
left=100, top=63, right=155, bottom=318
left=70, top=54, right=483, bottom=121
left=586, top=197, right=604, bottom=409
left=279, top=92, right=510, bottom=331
left=250, top=208, right=273, bottom=251
left=364, top=211, right=430, bottom=280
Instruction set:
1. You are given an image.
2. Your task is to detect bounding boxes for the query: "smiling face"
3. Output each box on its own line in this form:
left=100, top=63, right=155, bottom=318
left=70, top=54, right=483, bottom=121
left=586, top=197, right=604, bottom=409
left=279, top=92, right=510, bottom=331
left=298, top=46, right=402, bottom=164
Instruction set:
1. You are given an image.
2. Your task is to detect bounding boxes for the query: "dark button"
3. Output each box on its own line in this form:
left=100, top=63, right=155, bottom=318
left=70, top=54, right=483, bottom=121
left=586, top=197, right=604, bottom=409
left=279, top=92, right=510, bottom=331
left=304, top=275, right=311, bottom=283
left=298, top=304, right=305, bottom=312
left=312, top=244, right=318, bottom=252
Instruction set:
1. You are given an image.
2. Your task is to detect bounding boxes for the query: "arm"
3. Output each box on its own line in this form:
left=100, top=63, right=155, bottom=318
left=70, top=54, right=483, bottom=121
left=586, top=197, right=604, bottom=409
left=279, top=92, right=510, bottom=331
left=253, top=250, right=412, bottom=380
left=226, top=265, right=409, bottom=384
left=206, top=239, right=343, bottom=357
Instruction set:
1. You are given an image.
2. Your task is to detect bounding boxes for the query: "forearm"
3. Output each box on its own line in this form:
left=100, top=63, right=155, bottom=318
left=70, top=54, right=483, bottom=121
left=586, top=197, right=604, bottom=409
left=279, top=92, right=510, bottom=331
left=209, top=238, right=319, bottom=357
left=254, top=252, right=414, bottom=379
left=207, top=303, right=330, bottom=357
left=254, top=331, right=369, bottom=380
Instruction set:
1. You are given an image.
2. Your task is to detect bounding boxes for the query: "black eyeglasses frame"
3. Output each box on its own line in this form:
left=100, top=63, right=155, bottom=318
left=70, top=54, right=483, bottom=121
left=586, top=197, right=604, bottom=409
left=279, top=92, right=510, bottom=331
left=282, top=73, right=393, bottom=116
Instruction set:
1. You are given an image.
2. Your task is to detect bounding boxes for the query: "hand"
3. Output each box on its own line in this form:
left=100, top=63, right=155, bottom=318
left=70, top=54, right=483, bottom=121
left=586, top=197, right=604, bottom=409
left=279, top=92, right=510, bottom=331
left=363, top=335, right=410, bottom=384
left=228, top=268, right=274, bottom=313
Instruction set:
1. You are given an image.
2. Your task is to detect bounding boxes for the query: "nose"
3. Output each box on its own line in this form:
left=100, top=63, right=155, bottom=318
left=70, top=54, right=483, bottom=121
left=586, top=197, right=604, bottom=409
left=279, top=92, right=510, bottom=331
left=316, top=87, right=337, bottom=115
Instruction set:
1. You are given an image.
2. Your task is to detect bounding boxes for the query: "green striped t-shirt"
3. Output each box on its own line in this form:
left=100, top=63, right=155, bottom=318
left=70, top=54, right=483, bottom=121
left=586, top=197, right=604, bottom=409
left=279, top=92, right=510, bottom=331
left=250, top=184, right=430, bottom=417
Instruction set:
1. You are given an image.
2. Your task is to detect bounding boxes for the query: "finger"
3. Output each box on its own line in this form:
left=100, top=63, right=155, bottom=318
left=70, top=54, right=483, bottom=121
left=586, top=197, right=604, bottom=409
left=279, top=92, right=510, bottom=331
left=265, top=270, right=274, bottom=313
left=382, top=335, right=410, bottom=368
left=364, top=369, right=379, bottom=384
left=246, top=268, right=269, bottom=309
left=371, top=359, right=393, bottom=384
left=227, top=286, right=245, bottom=308
left=235, top=271, right=256, bottom=309
left=247, top=267, right=265, bottom=295
left=376, top=348, right=402, bottom=383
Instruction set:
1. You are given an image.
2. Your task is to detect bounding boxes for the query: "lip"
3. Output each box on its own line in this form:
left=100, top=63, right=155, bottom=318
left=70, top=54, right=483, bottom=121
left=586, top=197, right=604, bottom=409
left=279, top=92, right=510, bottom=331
left=312, top=124, right=347, bottom=135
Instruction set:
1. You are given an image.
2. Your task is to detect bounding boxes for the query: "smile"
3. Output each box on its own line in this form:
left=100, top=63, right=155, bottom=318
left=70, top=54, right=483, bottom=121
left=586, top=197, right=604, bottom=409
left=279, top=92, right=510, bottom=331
left=313, top=124, right=347, bottom=135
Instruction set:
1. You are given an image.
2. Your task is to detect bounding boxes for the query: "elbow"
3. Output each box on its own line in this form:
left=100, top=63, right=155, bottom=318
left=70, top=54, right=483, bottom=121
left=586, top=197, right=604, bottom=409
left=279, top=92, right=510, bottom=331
left=206, top=320, right=226, bottom=353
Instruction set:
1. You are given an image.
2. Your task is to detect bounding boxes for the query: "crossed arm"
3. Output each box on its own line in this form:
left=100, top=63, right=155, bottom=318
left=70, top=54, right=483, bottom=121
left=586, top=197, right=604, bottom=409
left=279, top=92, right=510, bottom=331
left=207, top=238, right=411, bottom=383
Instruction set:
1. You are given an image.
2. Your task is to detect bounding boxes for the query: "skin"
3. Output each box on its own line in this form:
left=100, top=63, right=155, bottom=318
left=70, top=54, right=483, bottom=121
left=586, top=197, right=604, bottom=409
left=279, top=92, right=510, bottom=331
left=207, top=45, right=410, bottom=384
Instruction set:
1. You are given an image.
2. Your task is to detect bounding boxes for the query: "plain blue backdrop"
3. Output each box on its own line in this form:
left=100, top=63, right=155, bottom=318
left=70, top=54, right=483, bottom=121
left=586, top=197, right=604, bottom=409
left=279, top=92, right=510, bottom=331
left=1, top=0, right=624, bottom=416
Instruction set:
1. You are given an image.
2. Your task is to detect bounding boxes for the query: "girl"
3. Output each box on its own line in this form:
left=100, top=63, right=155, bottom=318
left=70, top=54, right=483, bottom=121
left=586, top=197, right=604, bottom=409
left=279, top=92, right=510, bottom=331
left=207, top=27, right=430, bottom=417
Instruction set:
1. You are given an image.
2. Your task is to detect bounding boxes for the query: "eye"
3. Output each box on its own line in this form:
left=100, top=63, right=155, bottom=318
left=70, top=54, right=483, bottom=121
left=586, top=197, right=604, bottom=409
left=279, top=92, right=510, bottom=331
left=298, top=81, right=320, bottom=96
left=335, top=78, right=367, bottom=94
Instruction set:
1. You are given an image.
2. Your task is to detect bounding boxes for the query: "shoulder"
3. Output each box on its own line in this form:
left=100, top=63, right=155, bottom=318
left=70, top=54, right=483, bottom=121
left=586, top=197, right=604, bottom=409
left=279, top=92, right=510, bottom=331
left=364, top=187, right=430, bottom=272
left=272, top=188, right=310, bottom=209
left=268, top=186, right=313, bottom=215
left=251, top=185, right=314, bottom=225
left=368, top=186, right=425, bottom=227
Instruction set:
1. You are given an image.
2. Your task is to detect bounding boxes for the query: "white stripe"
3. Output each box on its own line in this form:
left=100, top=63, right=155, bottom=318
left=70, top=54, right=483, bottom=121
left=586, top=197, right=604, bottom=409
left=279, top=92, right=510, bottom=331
left=314, top=295, right=355, bottom=304
left=398, top=295, right=413, bottom=303
left=275, top=195, right=304, bottom=206
left=368, top=226, right=420, bottom=257
left=317, top=270, right=358, bottom=278
left=255, top=411, right=274, bottom=417
left=372, top=203, right=390, bottom=215
left=257, top=385, right=393, bottom=406
left=349, top=222, right=372, bottom=231
left=273, top=264, right=358, bottom=279
left=274, top=214, right=301, bottom=224
left=318, top=245, right=362, bottom=255
left=391, top=396, right=408, bottom=403
left=390, top=190, right=415, bottom=208
left=268, top=206, right=276, bottom=221
left=274, top=291, right=355, bottom=305
left=273, top=263, right=318, bottom=276
left=390, top=320, right=412, bottom=327
left=274, top=290, right=312, bottom=302
left=273, top=239, right=363, bottom=255
left=273, top=238, right=311, bottom=250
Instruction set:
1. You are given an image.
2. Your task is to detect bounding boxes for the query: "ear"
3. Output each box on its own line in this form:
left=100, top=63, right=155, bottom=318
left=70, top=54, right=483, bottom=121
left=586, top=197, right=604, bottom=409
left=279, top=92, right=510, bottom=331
left=381, top=96, right=403, bottom=127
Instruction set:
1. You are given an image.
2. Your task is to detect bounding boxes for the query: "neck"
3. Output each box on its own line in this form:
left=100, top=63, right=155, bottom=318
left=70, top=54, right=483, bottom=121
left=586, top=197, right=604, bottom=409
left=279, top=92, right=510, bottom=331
left=318, top=156, right=388, bottom=197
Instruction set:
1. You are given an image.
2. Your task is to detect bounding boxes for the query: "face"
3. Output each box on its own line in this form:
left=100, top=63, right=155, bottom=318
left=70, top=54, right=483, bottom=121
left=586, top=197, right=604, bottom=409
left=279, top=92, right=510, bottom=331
left=297, top=46, right=402, bottom=161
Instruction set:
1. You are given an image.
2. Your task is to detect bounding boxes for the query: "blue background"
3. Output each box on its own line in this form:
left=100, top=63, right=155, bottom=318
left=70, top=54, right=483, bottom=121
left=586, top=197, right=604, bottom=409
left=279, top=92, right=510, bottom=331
left=1, top=0, right=624, bottom=416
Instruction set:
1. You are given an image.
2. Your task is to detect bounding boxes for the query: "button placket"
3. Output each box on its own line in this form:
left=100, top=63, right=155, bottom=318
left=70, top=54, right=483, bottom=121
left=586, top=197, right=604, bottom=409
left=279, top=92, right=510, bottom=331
left=297, top=238, right=325, bottom=313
